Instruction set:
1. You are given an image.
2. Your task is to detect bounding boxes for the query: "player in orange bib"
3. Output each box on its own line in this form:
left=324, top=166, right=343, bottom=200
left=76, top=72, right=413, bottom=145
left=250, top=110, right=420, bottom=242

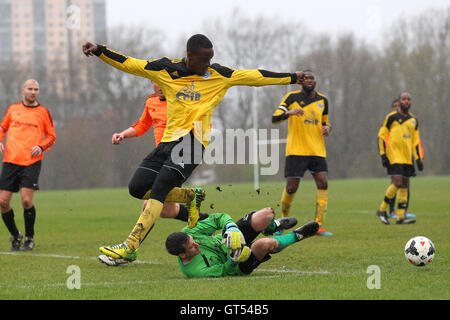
left=0, top=79, right=56, bottom=251
left=112, top=81, right=168, bottom=147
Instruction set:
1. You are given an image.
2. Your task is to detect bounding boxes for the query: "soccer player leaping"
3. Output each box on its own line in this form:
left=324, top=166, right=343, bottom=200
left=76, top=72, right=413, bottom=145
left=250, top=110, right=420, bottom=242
left=82, top=34, right=306, bottom=264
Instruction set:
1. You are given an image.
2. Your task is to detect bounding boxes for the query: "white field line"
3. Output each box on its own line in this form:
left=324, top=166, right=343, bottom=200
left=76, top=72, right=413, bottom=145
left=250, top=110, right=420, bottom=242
left=1, top=274, right=308, bottom=290
left=0, top=251, right=163, bottom=265
left=0, top=251, right=332, bottom=290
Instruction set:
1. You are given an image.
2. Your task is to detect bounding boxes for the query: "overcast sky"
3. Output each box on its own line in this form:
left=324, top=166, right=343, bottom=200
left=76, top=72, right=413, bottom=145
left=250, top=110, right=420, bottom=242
left=106, top=0, right=449, bottom=45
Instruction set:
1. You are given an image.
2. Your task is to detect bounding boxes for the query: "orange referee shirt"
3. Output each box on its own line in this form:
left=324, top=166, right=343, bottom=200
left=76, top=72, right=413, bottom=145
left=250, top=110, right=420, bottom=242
left=0, top=102, right=56, bottom=166
left=131, top=93, right=167, bottom=146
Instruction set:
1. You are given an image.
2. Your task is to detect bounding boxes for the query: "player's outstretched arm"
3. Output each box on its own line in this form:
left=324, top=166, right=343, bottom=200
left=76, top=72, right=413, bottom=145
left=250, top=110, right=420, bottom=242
left=220, top=67, right=305, bottom=88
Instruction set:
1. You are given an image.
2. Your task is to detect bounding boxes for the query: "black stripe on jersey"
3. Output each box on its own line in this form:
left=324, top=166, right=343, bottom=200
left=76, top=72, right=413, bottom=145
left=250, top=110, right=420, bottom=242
left=320, top=94, right=329, bottom=115
left=210, top=63, right=234, bottom=78
left=283, top=91, right=328, bottom=110
left=272, top=112, right=289, bottom=123
left=95, top=45, right=127, bottom=63
left=201, top=254, right=210, bottom=267
left=415, top=145, right=422, bottom=161
left=385, top=112, right=413, bottom=130
left=259, top=70, right=297, bottom=83
left=283, top=91, right=303, bottom=106
left=379, top=137, right=387, bottom=154
left=145, top=57, right=194, bottom=80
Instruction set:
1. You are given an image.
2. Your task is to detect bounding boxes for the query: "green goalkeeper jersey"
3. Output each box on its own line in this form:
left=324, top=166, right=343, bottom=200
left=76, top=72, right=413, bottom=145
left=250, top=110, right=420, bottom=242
left=177, top=213, right=243, bottom=278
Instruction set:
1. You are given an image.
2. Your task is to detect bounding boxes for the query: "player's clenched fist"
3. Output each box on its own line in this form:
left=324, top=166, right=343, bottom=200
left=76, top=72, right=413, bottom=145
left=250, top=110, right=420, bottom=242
left=112, top=133, right=125, bottom=145
left=82, top=42, right=98, bottom=57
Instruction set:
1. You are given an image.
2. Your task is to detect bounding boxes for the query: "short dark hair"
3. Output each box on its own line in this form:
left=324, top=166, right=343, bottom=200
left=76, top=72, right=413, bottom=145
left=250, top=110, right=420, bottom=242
left=302, top=69, right=316, bottom=79
left=186, top=34, right=213, bottom=53
left=165, top=232, right=189, bottom=255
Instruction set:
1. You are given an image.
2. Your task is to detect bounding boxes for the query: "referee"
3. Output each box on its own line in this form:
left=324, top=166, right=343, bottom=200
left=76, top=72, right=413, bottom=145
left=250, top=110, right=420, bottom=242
left=0, top=79, right=56, bottom=251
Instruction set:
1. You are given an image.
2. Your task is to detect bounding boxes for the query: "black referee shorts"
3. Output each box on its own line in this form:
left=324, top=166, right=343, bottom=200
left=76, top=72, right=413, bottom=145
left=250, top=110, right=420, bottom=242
left=284, top=155, right=328, bottom=178
left=0, top=161, right=42, bottom=192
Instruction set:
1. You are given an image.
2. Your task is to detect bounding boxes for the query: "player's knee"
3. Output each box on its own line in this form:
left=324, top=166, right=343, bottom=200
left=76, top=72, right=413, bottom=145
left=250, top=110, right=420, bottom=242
left=286, top=188, right=295, bottom=194
left=261, top=207, right=275, bottom=223
left=161, top=202, right=179, bottom=218
left=21, top=199, right=33, bottom=209
left=286, top=184, right=298, bottom=194
left=128, top=181, right=146, bottom=199
left=392, top=180, right=403, bottom=189
left=257, top=238, right=278, bottom=253
left=0, top=198, right=10, bottom=211
left=151, top=169, right=184, bottom=203
left=250, top=207, right=275, bottom=232
left=317, top=181, right=328, bottom=190
left=249, top=239, right=277, bottom=261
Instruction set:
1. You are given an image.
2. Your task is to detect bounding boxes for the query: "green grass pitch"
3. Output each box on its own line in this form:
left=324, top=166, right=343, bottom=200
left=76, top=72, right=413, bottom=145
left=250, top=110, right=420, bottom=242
left=0, top=176, right=448, bottom=300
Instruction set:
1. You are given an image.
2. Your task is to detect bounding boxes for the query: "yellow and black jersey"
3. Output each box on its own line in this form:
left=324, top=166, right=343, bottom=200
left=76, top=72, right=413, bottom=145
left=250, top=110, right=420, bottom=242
left=93, top=45, right=297, bottom=147
left=272, top=90, right=330, bottom=157
left=378, top=111, right=422, bottom=165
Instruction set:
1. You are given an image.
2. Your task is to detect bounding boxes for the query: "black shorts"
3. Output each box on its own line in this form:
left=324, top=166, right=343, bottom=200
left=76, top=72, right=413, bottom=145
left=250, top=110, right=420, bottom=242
left=0, top=161, right=42, bottom=192
left=236, top=211, right=260, bottom=244
left=387, top=163, right=416, bottom=178
left=128, top=132, right=204, bottom=199
left=284, top=155, right=328, bottom=178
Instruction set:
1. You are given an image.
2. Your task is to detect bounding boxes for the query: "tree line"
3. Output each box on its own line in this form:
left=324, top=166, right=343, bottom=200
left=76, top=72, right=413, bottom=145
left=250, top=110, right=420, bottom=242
left=0, top=7, right=448, bottom=190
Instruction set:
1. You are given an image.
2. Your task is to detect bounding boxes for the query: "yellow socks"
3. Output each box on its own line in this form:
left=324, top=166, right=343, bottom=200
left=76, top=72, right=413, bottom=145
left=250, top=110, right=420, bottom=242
left=396, top=188, right=408, bottom=220
left=315, top=189, right=328, bottom=225
left=126, top=199, right=163, bottom=251
left=126, top=188, right=196, bottom=251
left=379, top=184, right=398, bottom=212
left=142, top=187, right=195, bottom=203
left=281, top=189, right=296, bottom=217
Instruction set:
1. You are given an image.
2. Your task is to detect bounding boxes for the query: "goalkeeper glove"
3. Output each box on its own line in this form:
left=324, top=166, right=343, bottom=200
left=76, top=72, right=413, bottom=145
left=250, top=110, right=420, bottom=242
left=229, top=246, right=251, bottom=263
left=222, top=223, right=246, bottom=250
left=416, top=159, right=423, bottom=171
left=381, top=154, right=390, bottom=168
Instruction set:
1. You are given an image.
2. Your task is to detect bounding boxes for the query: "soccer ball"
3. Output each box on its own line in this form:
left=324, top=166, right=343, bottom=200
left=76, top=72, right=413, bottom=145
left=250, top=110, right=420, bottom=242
left=404, top=236, right=435, bottom=266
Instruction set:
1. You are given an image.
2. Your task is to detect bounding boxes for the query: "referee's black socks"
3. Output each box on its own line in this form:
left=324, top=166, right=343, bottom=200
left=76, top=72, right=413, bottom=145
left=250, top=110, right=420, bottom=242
left=2, top=209, right=20, bottom=238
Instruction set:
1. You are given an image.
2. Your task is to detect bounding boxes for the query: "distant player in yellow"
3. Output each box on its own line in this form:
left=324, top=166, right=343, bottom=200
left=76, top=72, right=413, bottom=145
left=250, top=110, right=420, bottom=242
left=377, top=92, right=423, bottom=225
left=385, top=98, right=422, bottom=219
left=272, top=70, right=332, bottom=236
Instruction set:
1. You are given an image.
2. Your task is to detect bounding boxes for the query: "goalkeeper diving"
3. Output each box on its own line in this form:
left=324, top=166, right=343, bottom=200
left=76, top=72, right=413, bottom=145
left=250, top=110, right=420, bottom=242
left=165, top=207, right=319, bottom=278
